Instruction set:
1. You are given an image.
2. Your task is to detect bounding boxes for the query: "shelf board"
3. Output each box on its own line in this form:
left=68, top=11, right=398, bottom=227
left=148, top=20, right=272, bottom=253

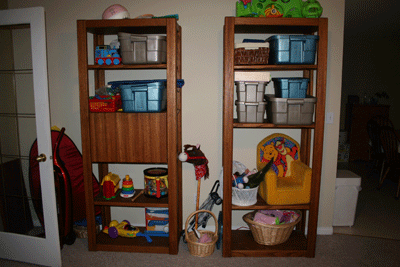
left=94, top=189, right=169, bottom=207
left=233, top=120, right=315, bottom=128
left=232, top=195, right=310, bottom=210
left=230, top=230, right=308, bottom=257
left=95, top=229, right=170, bottom=253
left=87, top=64, right=167, bottom=70
left=234, top=65, right=317, bottom=71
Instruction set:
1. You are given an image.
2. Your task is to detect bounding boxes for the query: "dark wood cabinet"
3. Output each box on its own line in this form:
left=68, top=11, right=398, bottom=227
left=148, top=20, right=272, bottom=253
left=348, top=104, right=389, bottom=162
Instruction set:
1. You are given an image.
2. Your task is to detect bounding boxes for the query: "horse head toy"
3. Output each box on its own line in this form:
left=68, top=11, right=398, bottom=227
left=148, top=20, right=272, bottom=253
left=179, top=144, right=209, bottom=180
left=179, top=144, right=209, bottom=228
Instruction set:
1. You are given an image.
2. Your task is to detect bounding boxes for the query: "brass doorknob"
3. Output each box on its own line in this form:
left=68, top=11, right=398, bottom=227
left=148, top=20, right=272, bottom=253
left=36, top=153, right=47, bottom=162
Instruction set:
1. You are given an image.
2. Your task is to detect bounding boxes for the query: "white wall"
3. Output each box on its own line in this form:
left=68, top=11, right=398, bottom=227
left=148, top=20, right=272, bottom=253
left=7, top=0, right=344, bottom=234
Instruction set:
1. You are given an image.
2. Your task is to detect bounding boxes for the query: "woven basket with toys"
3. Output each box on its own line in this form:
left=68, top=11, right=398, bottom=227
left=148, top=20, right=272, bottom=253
left=243, top=210, right=301, bottom=246
left=185, top=209, right=218, bottom=257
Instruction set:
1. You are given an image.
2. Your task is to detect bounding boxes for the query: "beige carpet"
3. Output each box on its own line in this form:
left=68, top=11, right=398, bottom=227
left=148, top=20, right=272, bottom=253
left=334, top=161, right=400, bottom=240
left=1, top=234, right=400, bottom=267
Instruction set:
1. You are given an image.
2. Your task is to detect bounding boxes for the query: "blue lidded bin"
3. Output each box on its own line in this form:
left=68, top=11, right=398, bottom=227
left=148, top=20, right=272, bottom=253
left=108, top=79, right=184, bottom=113
left=272, top=78, right=309, bottom=98
left=267, top=35, right=319, bottom=65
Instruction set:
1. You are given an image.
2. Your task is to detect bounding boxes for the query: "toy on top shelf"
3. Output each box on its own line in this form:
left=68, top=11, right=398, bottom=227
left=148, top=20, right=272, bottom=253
left=103, top=220, right=152, bottom=243
left=236, top=0, right=323, bottom=18
left=95, top=45, right=122, bottom=65
left=101, top=172, right=120, bottom=200
left=120, top=175, right=135, bottom=198
left=102, top=4, right=130, bottom=19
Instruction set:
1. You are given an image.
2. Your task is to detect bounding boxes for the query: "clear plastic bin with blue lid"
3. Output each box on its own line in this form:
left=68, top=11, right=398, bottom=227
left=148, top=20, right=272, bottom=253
left=108, top=79, right=184, bottom=113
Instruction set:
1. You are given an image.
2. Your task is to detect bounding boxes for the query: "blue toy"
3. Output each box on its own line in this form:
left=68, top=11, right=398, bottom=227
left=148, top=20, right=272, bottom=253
left=95, top=45, right=122, bottom=65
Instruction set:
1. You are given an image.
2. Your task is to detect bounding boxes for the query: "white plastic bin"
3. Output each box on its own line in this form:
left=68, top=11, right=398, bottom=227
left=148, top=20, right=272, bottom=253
left=333, top=170, right=362, bottom=226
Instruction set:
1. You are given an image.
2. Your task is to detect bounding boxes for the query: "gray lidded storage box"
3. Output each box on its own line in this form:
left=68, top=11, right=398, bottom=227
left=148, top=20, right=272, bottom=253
left=118, top=32, right=167, bottom=64
left=266, top=94, right=316, bottom=125
left=235, top=81, right=268, bottom=102
left=235, top=101, right=267, bottom=123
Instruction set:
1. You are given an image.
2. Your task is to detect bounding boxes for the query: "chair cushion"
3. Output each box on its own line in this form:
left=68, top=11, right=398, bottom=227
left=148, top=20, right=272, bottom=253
left=257, top=133, right=300, bottom=177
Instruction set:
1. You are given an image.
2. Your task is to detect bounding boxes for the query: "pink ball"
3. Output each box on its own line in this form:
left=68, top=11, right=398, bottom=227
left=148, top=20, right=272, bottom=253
left=102, top=4, right=130, bottom=19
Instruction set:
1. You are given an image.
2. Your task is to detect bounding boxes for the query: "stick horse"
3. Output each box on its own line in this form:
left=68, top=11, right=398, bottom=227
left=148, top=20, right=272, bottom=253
left=179, top=144, right=209, bottom=229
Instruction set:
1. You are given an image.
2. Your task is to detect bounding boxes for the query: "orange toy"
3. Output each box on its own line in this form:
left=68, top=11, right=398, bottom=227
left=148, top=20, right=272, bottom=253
left=257, top=133, right=312, bottom=205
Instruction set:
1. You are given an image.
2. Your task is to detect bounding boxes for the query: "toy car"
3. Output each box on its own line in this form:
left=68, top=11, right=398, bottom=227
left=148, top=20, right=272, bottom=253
left=103, top=220, right=152, bottom=243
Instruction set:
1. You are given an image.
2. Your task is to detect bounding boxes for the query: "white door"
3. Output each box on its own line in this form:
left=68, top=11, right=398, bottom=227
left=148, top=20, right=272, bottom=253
left=0, top=7, right=62, bottom=266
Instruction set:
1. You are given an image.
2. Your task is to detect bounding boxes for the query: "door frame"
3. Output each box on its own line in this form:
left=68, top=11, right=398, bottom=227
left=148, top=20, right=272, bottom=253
left=0, top=7, right=61, bottom=266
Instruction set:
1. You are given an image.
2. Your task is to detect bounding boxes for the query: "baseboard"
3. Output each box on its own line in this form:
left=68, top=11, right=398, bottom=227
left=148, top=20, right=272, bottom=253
left=317, top=227, right=334, bottom=235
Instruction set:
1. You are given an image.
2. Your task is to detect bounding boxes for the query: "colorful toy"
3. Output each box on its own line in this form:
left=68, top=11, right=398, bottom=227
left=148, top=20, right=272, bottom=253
left=232, top=174, right=249, bottom=189
left=120, top=175, right=135, bottom=198
left=101, top=172, right=120, bottom=200
left=143, top=168, right=168, bottom=198
left=103, top=220, right=152, bottom=242
left=145, top=208, right=169, bottom=237
left=95, top=45, right=122, bottom=65
left=179, top=144, right=209, bottom=229
left=236, top=0, right=323, bottom=18
left=257, top=133, right=312, bottom=205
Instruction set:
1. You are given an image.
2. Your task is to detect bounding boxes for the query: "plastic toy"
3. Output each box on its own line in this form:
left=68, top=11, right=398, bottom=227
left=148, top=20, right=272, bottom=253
left=102, top=4, right=130, bottom=19
left=236, top=0, right=323, bottom=18
left=232, top=174, right=248, bottom=189
left=95, top=45, right=122, bottom=65
left=145, top=208, right=169, bottom=237
left=101, top=172, right=120, bottom=200
left=103, top=220, right=152, bottom=242
left=120, top=175, right=135, bottom=198
left=143, top=168, right=168, bottom=198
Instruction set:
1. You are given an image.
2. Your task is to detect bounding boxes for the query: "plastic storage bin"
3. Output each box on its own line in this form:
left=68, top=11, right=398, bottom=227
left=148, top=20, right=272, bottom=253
left=265, top=94, right=316, bottom=125
left=235, top=101, right=267, bottom=123
left=120, top=81, right=166, bottom=112
left=272, top=78, right=309, bottom=98
left=266, top=35, right=319, bottom=64
left=333, top=170, right=362, bottom=226
left=235, top=81, right=268, bottom=102
left=108, top=79, right=184, bottom=113
left=118, top=32, right=167, bottom=64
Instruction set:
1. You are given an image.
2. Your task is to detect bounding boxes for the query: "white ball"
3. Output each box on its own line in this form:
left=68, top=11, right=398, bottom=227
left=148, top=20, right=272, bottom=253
left=178, top=153, right=188, bottom=162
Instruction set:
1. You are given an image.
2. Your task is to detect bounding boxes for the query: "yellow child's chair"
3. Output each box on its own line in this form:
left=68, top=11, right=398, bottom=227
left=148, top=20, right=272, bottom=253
left=257, top=133, right=312, bottom=205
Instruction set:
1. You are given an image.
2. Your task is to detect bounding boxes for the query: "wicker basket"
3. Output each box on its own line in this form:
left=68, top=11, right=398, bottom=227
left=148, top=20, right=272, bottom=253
left=232, top=186, right=259, bottom=206
left=243, top=210, right=302, bottom=245
left=234, top=47, right=269, bottom=65
left=185, top=210, right=218, bottom=257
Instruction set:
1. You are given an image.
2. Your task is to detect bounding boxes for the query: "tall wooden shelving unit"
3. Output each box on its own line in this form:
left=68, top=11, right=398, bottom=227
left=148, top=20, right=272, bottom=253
left=222, top=17, right=328, bottom=257
left=77, top=18, right=182, bottom=254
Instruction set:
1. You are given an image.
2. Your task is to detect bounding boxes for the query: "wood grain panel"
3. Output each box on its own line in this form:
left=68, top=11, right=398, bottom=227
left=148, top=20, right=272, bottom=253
left=89, top=112, right=167, bottom=163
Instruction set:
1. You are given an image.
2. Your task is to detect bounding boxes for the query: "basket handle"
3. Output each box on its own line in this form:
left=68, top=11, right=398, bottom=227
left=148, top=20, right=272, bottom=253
left=185, top=209, right=218, bottom=238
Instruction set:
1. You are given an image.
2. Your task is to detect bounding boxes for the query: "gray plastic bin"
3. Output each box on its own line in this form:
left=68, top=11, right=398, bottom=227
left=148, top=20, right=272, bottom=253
left=235, top=81, right=268, bottom=102
left=118, top=32, right=166, bottom=64
left=235, top=101, right=267, bottom=123
left=266, top=94, right=316, bottom=125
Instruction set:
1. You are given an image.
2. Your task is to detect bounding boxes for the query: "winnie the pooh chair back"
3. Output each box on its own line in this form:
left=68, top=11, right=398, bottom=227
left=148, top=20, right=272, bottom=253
left=257, top=133, right=312, bottom=205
